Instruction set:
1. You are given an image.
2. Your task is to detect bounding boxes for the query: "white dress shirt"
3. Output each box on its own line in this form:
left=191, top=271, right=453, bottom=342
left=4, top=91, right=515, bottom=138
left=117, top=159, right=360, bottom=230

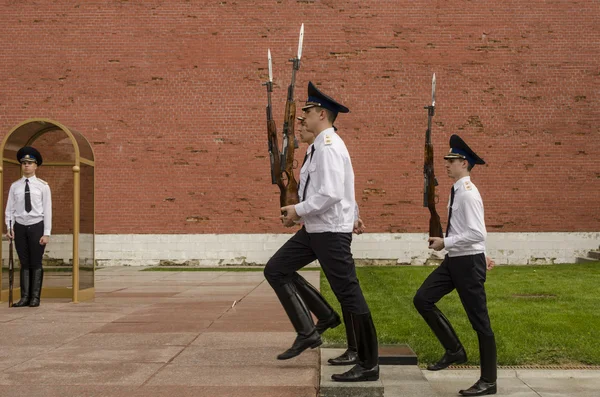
left=443, top=176, right=486, bottom=257
left=298, top=143, right=315, bottom=201
left=295, top=128, right=357, bottom=233
left=5, top=176, right=52, bottom=235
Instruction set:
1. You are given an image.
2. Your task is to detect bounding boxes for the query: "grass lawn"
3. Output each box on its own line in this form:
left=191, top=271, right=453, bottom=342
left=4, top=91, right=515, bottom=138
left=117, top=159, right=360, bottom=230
left=320, top=263, right=600, bottom=366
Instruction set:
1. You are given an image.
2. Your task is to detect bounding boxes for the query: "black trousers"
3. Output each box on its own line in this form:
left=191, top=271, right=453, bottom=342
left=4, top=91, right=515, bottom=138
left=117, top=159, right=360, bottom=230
left=264, top=227, right=370, bottom=314
left=14, top=221, right=46, bottom=270
left=414, top=253, right=493, bottom=336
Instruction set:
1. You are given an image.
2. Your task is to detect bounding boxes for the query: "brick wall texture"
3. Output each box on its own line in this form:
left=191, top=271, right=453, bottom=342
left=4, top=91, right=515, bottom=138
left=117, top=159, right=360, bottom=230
left=1, top=1, right=598, bottom=234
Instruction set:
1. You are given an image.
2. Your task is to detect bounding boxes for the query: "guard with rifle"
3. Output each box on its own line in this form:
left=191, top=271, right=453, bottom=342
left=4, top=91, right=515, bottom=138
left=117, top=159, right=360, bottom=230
left=265, top=81, right=379, bottom=382
left=262, top=24, right=343, bottom=367
left=263, top=28, right=368, bottom=373
left=5, top=147, right=52, bottom=308
left=413, top=130, right=497, bottom=396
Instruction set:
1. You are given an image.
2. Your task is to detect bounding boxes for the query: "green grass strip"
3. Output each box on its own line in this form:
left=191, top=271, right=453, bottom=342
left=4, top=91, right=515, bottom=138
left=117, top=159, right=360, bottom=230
left=320, top=263, right=600, bottom=366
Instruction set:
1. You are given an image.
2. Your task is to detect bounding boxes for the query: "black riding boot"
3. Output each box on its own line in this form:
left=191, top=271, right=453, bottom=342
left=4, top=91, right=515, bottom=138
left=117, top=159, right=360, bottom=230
left=328, top=308, right=359, bottom=366
left=331, top=312, right=379, bottom=382
left=12, top=269, right=31, bottom=307
left=29, top=268, right=44, bottom=307
left=422, top=308, right=467, bottom=370
left=459, top=333, right=497, bottom=396
left=293, top=274, right=341, bottom=334
left=273, top=282, right=322, bottom=360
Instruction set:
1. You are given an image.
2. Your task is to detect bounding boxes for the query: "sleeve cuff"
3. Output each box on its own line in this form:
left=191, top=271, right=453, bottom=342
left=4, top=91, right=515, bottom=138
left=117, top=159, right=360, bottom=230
left=44, top=230, right=51, bottom=236
left=295, top=203, right=307, bottom=218
left=443, top=236, right=454, bottom=250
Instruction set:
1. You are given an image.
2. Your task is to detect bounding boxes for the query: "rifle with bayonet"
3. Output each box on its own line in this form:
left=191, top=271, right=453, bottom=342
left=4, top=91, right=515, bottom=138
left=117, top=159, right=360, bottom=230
left=423, top=73, right=443, bottom=240
left=264, top=23, right=304, bottom=208
left=264, top=49, right=281, bottom=186
left=8, top=220, right=14, bottom=307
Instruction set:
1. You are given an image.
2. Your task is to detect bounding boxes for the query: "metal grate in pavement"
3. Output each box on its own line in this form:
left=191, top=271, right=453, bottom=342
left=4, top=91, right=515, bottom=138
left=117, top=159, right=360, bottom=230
left=443, top=365, right=600, bottom=370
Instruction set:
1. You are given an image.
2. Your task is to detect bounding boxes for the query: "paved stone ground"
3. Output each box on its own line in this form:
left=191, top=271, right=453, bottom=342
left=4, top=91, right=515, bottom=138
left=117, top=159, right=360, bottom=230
left=1, top=267, right=599, bottom=397
left=0, top=267, right=318, bottom=397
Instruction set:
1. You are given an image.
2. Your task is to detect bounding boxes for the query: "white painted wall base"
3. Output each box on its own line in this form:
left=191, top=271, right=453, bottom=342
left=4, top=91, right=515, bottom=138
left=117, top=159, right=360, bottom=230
left=5, top=232, right=596, bottom=267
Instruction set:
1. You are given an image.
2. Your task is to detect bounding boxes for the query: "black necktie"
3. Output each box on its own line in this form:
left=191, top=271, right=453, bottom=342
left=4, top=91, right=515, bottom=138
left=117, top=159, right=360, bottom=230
left=25, top=179, right=32, bottom=213
left=301, top=146, right=315, bottom=202
left=445, top=186, right=455, bottom=237
left=302, top=150, right=310, bottom=167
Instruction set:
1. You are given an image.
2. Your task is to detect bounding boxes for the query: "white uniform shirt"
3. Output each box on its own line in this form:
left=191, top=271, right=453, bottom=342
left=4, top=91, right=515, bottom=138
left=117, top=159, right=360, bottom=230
left=298, top=143, right=315, bottom=201
left=5, top=176, right=52, bottom=236
left=295, top=128, right=357, bottom=233
left=443, top=176, right=486, bottom=257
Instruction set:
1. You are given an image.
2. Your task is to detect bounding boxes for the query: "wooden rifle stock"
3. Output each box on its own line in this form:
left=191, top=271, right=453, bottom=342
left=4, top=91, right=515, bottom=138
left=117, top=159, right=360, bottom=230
left=277, top=58, right=300, bottom=208
left=262, top=57, right=300, bottom=210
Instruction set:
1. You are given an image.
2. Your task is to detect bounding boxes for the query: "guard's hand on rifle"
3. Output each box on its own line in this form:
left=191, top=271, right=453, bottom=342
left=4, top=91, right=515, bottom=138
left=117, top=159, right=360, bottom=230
left=40, top=235, right=49, bottom=246
left=428, top=237, right=445, bottom=251
left=280, top=205, right=300, bottom=227
left=353, top=219, right=365, bottom=235
left=486, top=256, right=495, bottom=270
left=6, top=229, right=14, bottom=240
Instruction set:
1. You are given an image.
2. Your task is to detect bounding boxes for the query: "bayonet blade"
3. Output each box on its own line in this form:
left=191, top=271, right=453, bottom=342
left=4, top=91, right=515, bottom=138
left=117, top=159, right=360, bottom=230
left=297, top=23, right=304, bottom=60
left=431, top=73, right=436, bottom=107
left=268, top=49, right=273, bottom=82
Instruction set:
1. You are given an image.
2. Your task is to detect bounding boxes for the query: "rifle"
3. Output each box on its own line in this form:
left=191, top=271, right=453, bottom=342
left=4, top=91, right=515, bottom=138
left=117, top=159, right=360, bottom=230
left=423, top=74, right=443, bottom=239
left=264, top=49, right=281, bottom=186
left=8, top=221, right=14, bottom=307
left=264, top=24, right=304, bottom=208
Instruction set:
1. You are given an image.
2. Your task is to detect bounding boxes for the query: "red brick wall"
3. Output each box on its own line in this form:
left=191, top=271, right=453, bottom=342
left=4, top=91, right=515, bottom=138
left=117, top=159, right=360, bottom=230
left=1, top=1, right=598, bottom=234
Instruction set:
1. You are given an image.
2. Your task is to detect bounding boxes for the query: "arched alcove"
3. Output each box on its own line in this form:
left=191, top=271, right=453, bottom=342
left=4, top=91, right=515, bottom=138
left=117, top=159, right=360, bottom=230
left=1, top=118, right=95, bottom=303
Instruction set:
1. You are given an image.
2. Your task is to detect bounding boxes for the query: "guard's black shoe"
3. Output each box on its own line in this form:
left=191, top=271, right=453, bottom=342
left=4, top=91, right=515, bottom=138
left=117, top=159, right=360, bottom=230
left=277, top=332, right=322, bottom=360
left=328, top=348, right=359, bottom=366
left=459, top=379, right=497, bottom=396
left=427, top=347, right=467, bottom=371
left=331, top=364, right=379, bottom=382
left=316, top=312, right=341, bottom=334
left=12, top=298, right=30, bottom=307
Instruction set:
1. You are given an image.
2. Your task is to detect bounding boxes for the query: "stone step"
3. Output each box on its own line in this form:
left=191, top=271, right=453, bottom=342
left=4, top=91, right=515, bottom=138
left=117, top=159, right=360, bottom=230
left=379, top=344, right=418, bottom=366
left=575, top=256, right=598, bottom=264
left=588, top=251, right=600, bottom=260
left=320, top=348, right=384, bottom=397
left=320, top=348, right=438, bottom=397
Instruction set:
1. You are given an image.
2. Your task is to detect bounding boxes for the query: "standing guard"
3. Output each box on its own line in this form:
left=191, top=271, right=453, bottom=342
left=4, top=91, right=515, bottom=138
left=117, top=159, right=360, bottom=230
left=5, top=147, right=52, bottom=308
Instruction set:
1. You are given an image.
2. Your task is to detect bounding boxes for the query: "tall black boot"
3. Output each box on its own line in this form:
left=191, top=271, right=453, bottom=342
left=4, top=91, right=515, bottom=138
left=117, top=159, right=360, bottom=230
left=422, top=308, right=467, bottom=370
left=328, top=308, right=359, bottom=366
left=29, top=268, right=44, bottom=307
left=331, top=312, right=379, bottom=382
left=293, top=274, right=341, bottom=334
left=459, top=333, right=497, bottom=396
left=12, top=269, right=31, bottom=307
left=273, top=282, right=322, bottom=360
left=479, top=333, right=497, bottom=383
